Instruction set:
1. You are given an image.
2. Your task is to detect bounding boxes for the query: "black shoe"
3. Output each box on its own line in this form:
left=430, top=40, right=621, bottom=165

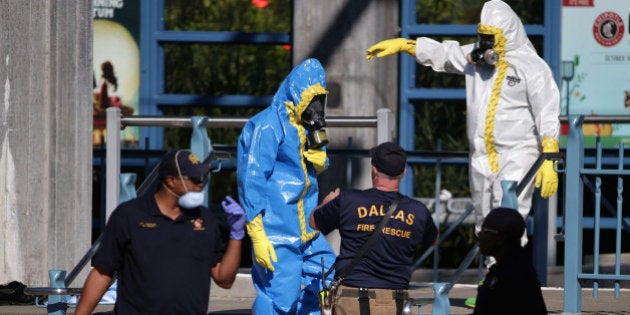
left=0, top=281, right=35, bottom=305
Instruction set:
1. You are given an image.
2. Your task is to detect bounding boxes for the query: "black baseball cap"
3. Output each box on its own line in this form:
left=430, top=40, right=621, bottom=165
left=369, top=142, right=407, bottom=177
left=158, top=150, right=211, bottom=179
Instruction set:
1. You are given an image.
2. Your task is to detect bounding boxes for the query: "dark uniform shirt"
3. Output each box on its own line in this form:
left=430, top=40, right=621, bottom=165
left=473, top=249, right=547, bottom=315
left=94, top=193, right=227, bottom=315
left=313, top=188, right=438, bottom=289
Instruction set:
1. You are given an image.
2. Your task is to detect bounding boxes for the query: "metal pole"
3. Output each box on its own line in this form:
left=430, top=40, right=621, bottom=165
left=191, top=116, right=211, bottom=206
left=106, top=108, right=121, bottom=221
left=564, top=115, right=584, bottom=313
left=121, top=115, right=380, bottom=128
left=376, top=108, right=393, bottom=143
left=47, top=270, right=68, bottom=315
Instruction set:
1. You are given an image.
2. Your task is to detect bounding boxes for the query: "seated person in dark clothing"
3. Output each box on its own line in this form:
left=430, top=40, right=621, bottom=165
left=473, top=207, right=547, bottom=315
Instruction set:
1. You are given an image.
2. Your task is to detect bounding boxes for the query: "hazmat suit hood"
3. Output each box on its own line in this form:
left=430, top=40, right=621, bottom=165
left=272, top=58, right=328, bottom=125
left=478, top=0, right=537, bottom=62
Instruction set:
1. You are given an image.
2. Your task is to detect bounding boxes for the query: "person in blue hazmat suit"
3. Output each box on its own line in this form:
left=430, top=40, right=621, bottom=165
left=237, top=58, right=336, bottom=314
left=365, top=0, right=560, bottom=246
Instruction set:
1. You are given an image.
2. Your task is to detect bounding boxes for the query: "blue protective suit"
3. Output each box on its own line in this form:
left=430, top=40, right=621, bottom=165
left=237, top=58, right=336, bottom=314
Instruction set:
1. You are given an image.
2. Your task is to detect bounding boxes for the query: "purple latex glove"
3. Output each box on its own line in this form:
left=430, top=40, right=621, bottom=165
left=222, top=195, right=246, bottom=240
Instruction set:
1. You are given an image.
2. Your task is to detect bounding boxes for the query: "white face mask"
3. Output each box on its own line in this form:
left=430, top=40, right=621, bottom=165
left=173, top=150, right=206, bottom=209
left=178, top=191, right=204, bottom=209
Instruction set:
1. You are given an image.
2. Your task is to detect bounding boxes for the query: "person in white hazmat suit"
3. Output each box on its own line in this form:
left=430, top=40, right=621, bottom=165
left=365, top=0, right=560, bottom=245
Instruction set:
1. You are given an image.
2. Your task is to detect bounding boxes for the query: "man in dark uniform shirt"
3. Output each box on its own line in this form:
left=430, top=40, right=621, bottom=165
left=474, top=207, right=547, bottom=315
left=310, top=142, right=439, bottom=314
left=76, top=150, right=245, bottom=315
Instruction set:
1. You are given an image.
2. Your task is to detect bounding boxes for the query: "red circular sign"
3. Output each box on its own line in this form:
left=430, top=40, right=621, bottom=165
left=592, top=11, right=625, bottom=47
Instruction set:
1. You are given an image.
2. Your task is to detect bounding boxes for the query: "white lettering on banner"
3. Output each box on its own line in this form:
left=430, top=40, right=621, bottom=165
left=93, top=8, right=115, bottom=19
left=93, top=0, right=124, bottom=8
left=93, top=0, right=124, bottom=18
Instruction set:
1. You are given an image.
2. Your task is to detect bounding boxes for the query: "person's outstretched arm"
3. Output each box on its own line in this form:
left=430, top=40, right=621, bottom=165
left=74, top=267, right=113, bottom=315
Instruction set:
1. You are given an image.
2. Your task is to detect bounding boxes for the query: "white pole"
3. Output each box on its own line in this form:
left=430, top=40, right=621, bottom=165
left=376, top=108, right=394, bottom=143
left=106, top=107, right=121, bottom=221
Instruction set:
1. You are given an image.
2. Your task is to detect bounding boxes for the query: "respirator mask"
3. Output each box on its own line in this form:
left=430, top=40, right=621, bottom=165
left=174, top=151, right=206, bottom=209
left=301, top=94, right=329, bottom=149
left=467, top=33, right=499, bottom=66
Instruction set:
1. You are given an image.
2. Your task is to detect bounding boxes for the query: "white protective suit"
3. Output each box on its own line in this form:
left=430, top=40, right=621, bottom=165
left=413, top=0, right=560, bottom=238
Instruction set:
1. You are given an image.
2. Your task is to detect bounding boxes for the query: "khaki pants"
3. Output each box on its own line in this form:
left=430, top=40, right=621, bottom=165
left=332, top=285, right=407, bottom=315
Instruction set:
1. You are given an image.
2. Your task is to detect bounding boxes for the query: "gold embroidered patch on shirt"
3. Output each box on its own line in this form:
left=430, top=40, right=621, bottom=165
left=139, top=222, right=157, bottom=228
left=191, top=218, right=205, bottom=231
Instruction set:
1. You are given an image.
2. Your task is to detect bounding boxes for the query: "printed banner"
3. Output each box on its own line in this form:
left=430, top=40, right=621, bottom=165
left=563, top=0, right=594, bottom=7
left=92, top=0, right=140, bottom=147
left=561, top=0, right=630, bottom=145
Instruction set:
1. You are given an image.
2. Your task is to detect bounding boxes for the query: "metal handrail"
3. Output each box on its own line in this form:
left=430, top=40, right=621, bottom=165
left=411, top=151, right=564, bottom=294
left=558, top=115, right=630, bottom=124
left=120, top=115, right=379, bottom=128
left=51, top=108, right=394, bottom=300
left=23, top=287, right=83, bottom=296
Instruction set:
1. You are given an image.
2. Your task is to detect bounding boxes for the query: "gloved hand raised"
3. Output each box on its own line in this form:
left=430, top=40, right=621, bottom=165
left=222, top=196, right=246, bottom=240
left=535, top=137, right=559, bottom=198
left=366, top=38, right=417, bottom=60
left=246, top=214, right=278, bottom=271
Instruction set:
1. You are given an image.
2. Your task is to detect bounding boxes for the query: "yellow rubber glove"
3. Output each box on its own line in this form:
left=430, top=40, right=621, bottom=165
left=366, top=38, right=417, bottom=60
left=535, top=137, right=559, bottom=198
left=304, top=148, right=327, bottom=175
left=246, top=214, right=277, bottom=271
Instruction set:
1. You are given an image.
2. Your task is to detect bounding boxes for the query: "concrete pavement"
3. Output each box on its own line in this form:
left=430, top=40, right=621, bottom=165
left=3, top=268, right=629, bottom=314
left=2, top=285, right=629, bottom=314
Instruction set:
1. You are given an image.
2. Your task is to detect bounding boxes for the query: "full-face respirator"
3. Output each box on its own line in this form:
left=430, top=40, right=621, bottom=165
left=467, top=33, right=499, bottom=66
left=301, top=94, right=329, bottom=149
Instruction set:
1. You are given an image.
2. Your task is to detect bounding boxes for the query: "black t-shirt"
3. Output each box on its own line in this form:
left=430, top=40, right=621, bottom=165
left=473, top=249, right=547, bottom=315
left=94, top=193, right=226, bottom=315
left=313, top=188, right=438, bottom=289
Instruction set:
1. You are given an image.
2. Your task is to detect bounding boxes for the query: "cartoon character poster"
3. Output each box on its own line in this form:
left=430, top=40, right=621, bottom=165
left=93, top=0, right=140, bottom=147
left=561, top=0, right=630, bottom=145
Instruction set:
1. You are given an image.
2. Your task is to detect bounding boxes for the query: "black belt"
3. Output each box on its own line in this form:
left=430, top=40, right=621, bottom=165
left=338, top=287, right=408, bottom=300
left=338, top=287, right=408, bottom=315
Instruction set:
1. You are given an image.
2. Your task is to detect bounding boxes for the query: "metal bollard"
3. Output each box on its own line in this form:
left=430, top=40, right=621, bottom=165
left=431, top=282, right=451, bottom=315
left=47, top=270, right=69, bottom=315
left=500, top=180, right=518, bottom=209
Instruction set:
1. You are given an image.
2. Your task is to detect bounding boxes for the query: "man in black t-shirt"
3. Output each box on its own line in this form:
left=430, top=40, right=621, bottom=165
left=473, top=207, right=547, bottom=315
left=76, top=150, right=245, bottom=315
left=310, top=142, right=438, bottom=314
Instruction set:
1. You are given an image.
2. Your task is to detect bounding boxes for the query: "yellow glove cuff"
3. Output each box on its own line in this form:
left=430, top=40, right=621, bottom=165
left=304, top=148, right=327, bottom=175
left=401, top=39, right=417, bottom=56
left=246, top=214, right=264, bottom=235
left=542, top=137, right=559, bottom=153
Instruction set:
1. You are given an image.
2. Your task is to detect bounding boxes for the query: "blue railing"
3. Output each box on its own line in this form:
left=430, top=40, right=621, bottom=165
left=563, top=115, right=630, bottom=313
left=24, top=108, right=394, bottom=315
